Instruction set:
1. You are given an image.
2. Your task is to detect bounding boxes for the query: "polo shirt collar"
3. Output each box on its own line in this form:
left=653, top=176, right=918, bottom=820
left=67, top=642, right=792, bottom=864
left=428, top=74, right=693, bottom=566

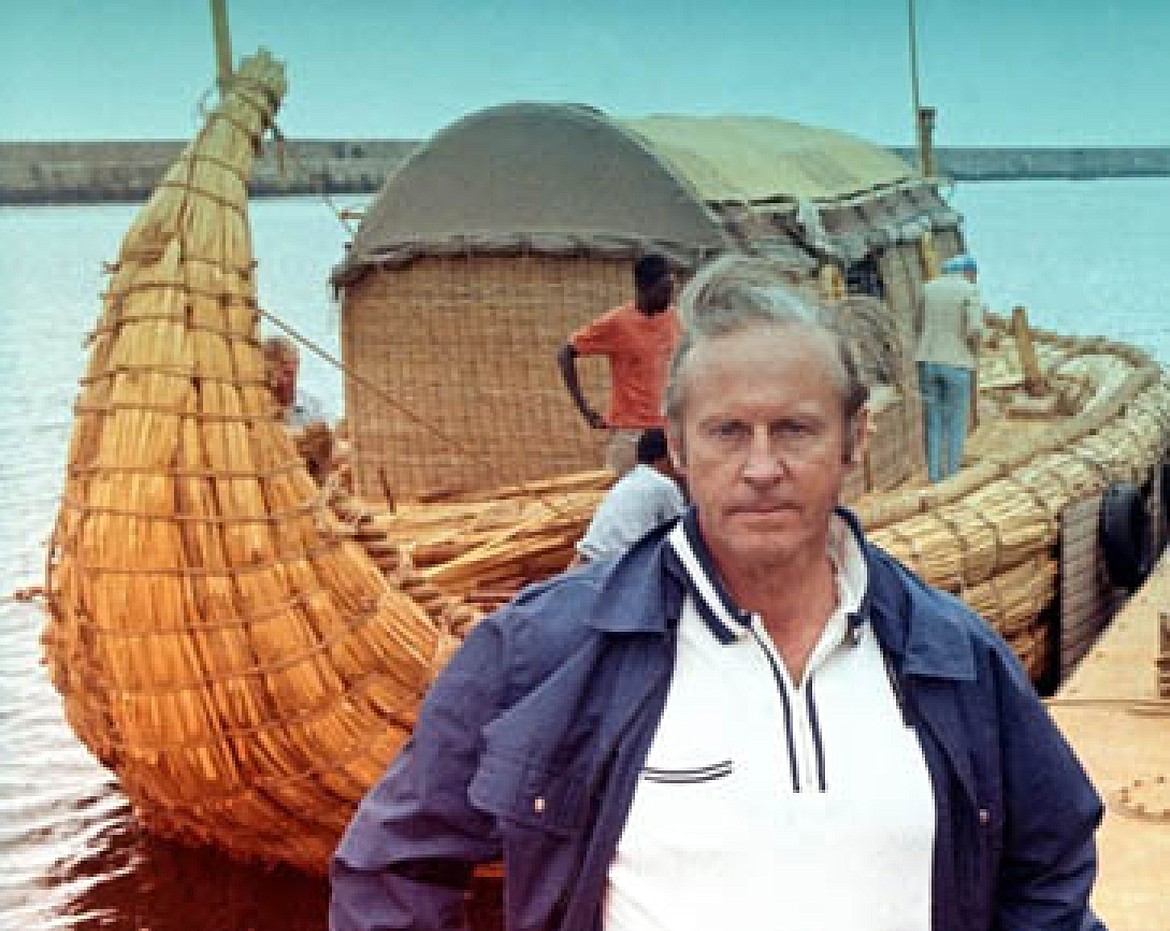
left=666, top=507, right=871, bottom=647
left=581, top=505, right=978, bottom=685
left=667, top=510, right=748, bottom=643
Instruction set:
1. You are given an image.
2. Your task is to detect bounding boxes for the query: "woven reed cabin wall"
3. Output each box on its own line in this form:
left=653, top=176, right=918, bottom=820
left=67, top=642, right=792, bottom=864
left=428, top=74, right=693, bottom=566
left=333, top=104, right=965, bottom=499
left=332, top=103, right=731, bottom=500
left=341, top=252, right=634, bottom=497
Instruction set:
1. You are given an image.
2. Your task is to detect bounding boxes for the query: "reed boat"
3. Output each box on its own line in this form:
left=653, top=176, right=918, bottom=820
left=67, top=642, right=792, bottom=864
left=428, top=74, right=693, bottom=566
left=42, top=49, right=1170, bottom=886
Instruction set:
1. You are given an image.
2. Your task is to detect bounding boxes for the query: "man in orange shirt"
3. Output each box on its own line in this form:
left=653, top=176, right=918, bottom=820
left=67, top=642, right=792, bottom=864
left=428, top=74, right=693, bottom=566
left=556, top=254, right=681, bottom=473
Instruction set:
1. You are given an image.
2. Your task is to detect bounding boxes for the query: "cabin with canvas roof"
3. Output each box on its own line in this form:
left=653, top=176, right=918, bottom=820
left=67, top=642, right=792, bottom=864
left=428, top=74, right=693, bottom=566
left=331, top=102, right=965, bottom=499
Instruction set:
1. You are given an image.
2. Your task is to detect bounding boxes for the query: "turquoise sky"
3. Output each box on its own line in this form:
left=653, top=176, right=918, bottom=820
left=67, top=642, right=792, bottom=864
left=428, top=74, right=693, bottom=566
left=2, top=1, right=1167, bottom=146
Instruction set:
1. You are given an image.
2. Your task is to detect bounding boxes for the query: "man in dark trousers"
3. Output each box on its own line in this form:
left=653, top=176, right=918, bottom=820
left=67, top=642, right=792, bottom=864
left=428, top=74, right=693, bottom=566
left=556, top=254, right=680, bottom=474
left=331, top=255, right=1104, bottom=931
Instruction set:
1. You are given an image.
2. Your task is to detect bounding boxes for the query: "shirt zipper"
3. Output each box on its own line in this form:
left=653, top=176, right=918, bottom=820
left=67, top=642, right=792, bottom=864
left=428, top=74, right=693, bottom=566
left=745, top=622, right=801, bottom=791
left=745, top=619, right=832, bottom=793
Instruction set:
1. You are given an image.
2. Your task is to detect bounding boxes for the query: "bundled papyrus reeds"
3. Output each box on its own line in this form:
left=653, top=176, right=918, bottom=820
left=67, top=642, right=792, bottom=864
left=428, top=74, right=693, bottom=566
left=42, top=50, right=445, bottom=874
left=863, top=327, right=1170, bottom=680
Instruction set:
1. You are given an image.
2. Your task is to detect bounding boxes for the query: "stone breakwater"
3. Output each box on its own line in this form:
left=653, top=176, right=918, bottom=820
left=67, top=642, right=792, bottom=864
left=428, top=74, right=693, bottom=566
left=0, top=139, right=417, bottom=204
left=889, top=146, right=1170, bottom=182
left=2, top=140, right=1168, bottom=204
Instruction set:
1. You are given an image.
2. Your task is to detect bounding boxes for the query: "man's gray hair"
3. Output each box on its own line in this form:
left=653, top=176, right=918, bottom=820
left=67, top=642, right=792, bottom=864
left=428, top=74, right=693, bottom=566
left=664, top=254, right=869, bottom=426
left=262, top=334, right=299, bottom=362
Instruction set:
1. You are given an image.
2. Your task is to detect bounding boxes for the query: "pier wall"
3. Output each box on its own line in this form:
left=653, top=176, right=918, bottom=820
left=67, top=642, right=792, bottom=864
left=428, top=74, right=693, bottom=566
left=0, top=139, right=416, bottom=204
left=891, top=146, right=1170, bottom=181
left=2, top=140, right=1168, bottom=205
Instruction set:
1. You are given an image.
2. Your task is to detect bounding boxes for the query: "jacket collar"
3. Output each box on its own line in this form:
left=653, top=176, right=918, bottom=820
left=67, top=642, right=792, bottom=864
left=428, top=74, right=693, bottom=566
left=586, top=506, right=976, bottom=683
left=859, top=540, right=976, bottom=682
left=583, top=518, right=684, bottom=636
left=666, top=509, right=869, bottom=647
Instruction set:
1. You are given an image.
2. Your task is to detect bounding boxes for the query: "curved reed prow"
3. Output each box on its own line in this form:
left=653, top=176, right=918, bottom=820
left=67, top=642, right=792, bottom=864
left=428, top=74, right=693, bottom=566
left=42, top=49, right=442, bottom=874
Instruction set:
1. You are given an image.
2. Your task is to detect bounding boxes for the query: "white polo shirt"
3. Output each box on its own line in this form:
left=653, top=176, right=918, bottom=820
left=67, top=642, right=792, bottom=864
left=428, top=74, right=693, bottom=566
left=604, top=514, right=936, bottom=931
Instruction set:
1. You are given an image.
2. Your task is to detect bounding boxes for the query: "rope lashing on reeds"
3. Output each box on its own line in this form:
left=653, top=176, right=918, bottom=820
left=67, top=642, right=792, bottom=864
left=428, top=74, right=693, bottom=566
left=199, top=78, right=355, bottom=235
left=41, top=49, right=454, bottom=874
left=3, top=585, right=45, bottom=603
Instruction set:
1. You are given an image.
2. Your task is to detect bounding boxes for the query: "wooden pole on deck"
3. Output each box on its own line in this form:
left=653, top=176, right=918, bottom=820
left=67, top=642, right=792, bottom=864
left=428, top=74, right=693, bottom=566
left=819, top=264, right=846, bottom=302
left=1012, top=305, right=1047, bottom=396
left=917, top=106, right=937, bottom=179
left=1158, top=612, right=1170, bottom=698
left=209, top=0, right=234, bottom=92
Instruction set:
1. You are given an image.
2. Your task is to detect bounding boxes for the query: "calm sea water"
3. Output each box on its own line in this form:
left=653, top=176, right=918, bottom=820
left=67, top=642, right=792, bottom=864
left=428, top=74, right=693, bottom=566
left=1, top=180, right=1168, bottom=930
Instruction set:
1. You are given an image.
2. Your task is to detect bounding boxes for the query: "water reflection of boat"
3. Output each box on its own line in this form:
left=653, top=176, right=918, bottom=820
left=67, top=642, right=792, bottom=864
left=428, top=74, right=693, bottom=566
left=41, top=46, right=1170, bottom=901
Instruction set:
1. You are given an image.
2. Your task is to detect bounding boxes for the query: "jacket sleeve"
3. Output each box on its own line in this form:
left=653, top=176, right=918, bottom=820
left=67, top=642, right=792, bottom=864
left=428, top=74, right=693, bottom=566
left=329, top=619, right=508, bottom=931
left=992, top=643, right=1106, bottom=931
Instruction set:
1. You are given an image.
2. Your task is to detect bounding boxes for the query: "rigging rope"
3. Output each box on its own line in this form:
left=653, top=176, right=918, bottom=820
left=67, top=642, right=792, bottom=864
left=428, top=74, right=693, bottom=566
left=256, top=307, right=569, bottom=516
left=196, top=80, right=359, bottom=235
left=270, top=125, right=359, bottom=236
left=231, top=118, right=577, bottom=513
left=258, top=308, right=471, bottom=456
left=185, top=82, right=575, bottom=513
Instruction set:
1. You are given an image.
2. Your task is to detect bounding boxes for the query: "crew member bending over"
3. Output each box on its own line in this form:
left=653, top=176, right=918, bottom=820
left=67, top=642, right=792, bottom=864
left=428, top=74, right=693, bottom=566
left=574, top=427, right=686, bottom=564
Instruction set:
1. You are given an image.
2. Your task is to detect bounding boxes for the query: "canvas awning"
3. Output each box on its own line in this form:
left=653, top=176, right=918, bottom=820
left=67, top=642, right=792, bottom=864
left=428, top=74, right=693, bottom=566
left=333, top=103, right=732, bottom=284
left=333, top=103, right=945, bottom=286
left=621, top=114, right=914, bottom=203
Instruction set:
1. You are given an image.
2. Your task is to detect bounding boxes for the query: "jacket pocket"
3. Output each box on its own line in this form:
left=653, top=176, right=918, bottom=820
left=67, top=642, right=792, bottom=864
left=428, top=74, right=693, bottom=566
left=469, top=750, right=590, bottom=838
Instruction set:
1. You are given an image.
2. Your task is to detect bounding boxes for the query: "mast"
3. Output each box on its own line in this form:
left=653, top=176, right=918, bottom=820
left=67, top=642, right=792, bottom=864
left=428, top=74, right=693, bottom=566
left=907, top=0, right=936, bottom=177
left=209, top=0, right=234, bottom=92
left=908, top=0, right=922, bottom=133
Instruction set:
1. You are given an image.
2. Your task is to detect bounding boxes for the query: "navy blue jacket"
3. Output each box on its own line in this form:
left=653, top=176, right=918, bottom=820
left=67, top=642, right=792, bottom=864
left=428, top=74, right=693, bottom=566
left=331, top=513, right=1104, bottom=931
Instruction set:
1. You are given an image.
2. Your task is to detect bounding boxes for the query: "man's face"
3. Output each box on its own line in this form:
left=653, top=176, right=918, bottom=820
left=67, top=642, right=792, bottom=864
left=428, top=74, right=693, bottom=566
left=269, top=353, right=298, bottom=397
left=669, top=324, right=865, bottom=575
left=639, top=273, right=674, bottom=315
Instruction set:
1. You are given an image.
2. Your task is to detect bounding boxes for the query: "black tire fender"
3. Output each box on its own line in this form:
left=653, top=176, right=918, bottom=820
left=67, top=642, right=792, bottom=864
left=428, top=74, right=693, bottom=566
left=1161, top=459, right=1170, bottom=543
left=1099, top=481, right=1152, bottom=592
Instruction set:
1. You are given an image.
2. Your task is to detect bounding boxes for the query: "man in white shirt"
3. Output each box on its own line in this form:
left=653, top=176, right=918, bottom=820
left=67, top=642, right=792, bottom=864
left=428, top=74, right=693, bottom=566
left=331, top=255, right=1104, bottom=931
left=262, top=334, right=328, bottom=429
left=916, top=254, right=984, bottom=481
left=575, top=428, right=686, bottom=563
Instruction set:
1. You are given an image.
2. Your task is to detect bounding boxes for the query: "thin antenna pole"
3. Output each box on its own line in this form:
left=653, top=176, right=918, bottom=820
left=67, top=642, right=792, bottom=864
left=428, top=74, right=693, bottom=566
left=209, top=0, right=234, bottom=92
left=908, top=0, right=922, bottom=124
left=907, top=0, right=935, bottom=177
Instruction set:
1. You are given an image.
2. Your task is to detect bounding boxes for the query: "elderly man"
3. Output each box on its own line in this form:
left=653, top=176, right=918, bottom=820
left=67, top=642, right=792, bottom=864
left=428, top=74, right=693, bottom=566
left=916, top=254, right=984, bottom=482
left=556, top=254, right=680, bottom=474
left=262, top=335, right=328, bottom=429
left=331, top=255, right=1103, bottom=931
